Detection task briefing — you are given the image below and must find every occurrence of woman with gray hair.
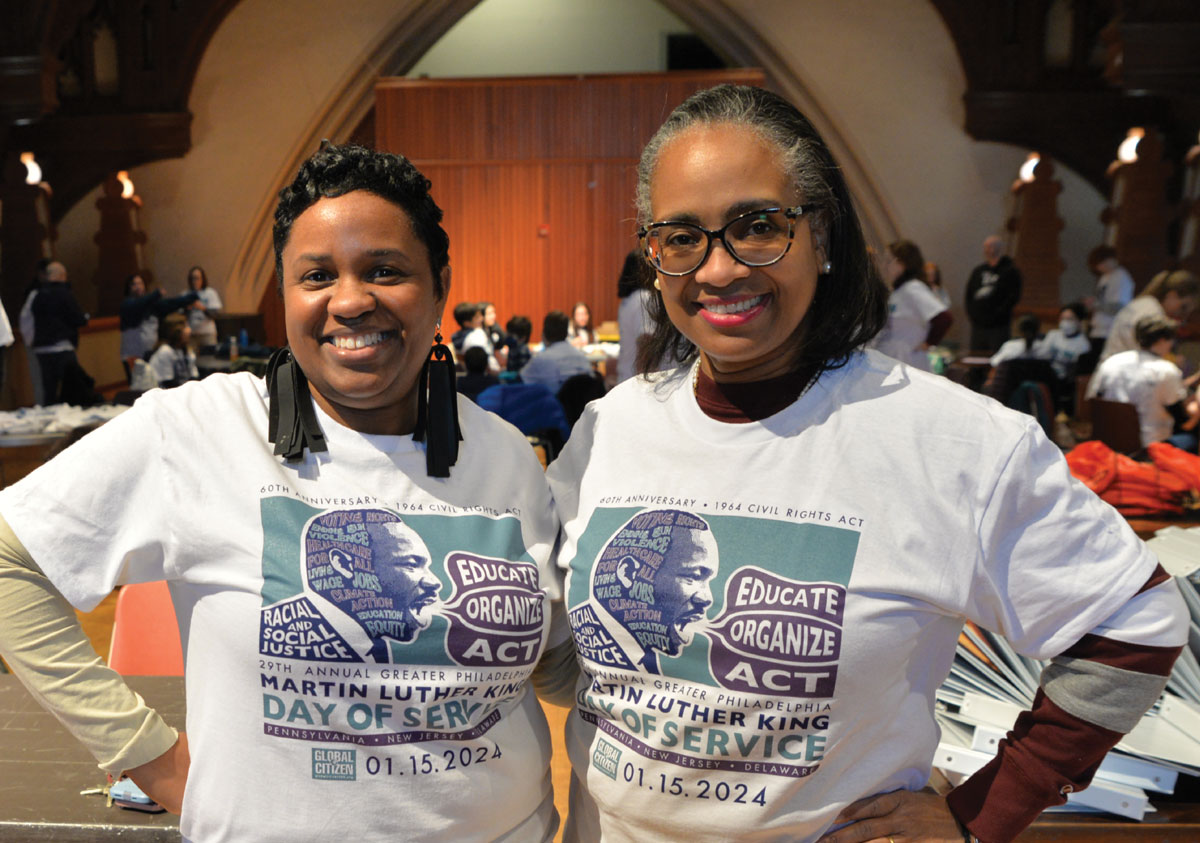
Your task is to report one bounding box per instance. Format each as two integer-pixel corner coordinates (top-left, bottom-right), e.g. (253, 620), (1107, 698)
(547, 84), (1186, 842)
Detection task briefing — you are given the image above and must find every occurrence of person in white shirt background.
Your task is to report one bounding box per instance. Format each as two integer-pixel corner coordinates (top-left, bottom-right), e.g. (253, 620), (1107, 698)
(872, 238), (952, 371)
(989, 313), (1042, 368)
(0, 290), (13, 394)
(1037, 302), (1091, 381)
(147, 313), (199, 387)
(1084, 245), (1134, 362)
(184, 265), (222, 348)
(1087, 314), (1200, 452)
(1035, 302), (1093, 414)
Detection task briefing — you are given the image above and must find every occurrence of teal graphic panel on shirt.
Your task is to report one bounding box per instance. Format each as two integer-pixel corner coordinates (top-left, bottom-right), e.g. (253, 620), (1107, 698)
(566, 507), (858, 690)
(566, 506), (861, 782)
(259, 497), (543, 668)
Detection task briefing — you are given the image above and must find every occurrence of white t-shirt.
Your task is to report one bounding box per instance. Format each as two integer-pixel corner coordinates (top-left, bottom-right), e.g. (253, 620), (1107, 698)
(1090, 266), (1135, 339)
(1035, 329), (1091, 380)
(148, 344), (198, 383)
(187, 287), (223, 338)
(18, 289), (36, 347)
(872, 281), (946, 371)
(1100, 296), (1164, 363)
(988, 337), (1040, 368)
(546, 351), (1154, 842)
(0, 299), (13, 347)
(1087, 349), (1186, 446)
(0, 373), (564, 843)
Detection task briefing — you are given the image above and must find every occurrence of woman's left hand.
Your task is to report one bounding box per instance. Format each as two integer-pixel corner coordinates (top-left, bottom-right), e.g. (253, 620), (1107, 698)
(818, 788), (966, 842)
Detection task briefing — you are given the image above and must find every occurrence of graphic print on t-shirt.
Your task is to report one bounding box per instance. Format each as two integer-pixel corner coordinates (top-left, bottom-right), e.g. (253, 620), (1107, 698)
(256, 496), (546, 750)
(567, 507), (859, 779)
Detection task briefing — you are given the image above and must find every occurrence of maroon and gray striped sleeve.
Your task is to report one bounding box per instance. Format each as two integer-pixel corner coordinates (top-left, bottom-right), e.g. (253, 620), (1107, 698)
(946, 565), (1185, 842)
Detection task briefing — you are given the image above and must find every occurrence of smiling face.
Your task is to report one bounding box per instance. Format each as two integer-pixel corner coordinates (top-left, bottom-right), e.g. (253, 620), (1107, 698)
(653, 528), (718, 655)
(648, 124), (822, 382)
(282, 190), (450, 435)
(573, 304), (590, 328)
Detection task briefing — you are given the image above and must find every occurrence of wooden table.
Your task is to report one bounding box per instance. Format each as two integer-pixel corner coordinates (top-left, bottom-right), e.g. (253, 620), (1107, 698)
(2, 673), (1197, 840)
(0, 433), (69, 488)
(0, 675), (183, 841)
(1018, 803), (1200, 840)
(1125, 514), (1200, 541)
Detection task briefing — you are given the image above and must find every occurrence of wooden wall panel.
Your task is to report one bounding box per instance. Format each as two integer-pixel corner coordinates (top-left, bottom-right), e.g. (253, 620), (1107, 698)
(588, 160), (642, 320)
(488, 86), (554, 161)
(376, 85), (492, 162)
(376, 71), (765, 342)
(544, 162), (596, 318)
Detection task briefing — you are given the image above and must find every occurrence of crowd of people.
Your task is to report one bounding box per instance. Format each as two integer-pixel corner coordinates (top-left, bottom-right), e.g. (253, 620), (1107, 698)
(442, 278), (657, 447)
(0, 83), (1195, 843)
(8, 262), (226, 405)
(970, 267), (1200, 452)
(851, 221), (1198, 456)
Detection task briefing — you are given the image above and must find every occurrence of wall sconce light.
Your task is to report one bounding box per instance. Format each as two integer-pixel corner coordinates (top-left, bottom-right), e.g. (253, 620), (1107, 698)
(1018, 152), (1040, 185)
(1117, 128), (1144, 164)
(20, 152), (42, 185)
(117, 170), (136, 200)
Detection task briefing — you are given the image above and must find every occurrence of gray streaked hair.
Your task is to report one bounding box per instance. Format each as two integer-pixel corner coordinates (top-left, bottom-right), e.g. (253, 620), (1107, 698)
(635, 84), (837, 232)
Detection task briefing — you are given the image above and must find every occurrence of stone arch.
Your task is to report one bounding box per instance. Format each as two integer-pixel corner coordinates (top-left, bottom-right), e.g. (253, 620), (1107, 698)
(229, 0), (901, 308)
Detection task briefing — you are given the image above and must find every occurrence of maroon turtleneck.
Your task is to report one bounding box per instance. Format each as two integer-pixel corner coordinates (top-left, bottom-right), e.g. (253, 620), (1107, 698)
(692, 365), (814, 422)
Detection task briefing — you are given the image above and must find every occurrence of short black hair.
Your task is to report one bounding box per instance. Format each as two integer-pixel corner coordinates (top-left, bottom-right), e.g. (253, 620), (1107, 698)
(454, 301), (481, 328)
(273, 143), (449, 296)
(617, 248), (654, 299)
(543, 310), (570, 344)
(506, 315), (532, 343)
(1088, 245), (1117, 269)
(463, 346), (489, 374)
(1134, 315), (1177, 349)
(1016, 313), (1041, 350)
(1062, 301), (1088, 321)
(159, 312), (189, 347)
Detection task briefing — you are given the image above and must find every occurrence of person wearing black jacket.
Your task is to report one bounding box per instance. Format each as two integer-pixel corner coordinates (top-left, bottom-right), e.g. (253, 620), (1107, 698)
(30, 261), (89, 405)
(119, 273), (199, 379)
(965, 235), (1022, 353)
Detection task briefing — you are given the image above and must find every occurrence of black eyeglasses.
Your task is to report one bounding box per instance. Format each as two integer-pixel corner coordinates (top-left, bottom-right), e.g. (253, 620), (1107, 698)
(639, 206), (807, 276)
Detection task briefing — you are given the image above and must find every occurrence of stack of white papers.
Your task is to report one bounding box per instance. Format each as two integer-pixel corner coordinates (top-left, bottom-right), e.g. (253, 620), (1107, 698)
(936, 530), (1200, 821)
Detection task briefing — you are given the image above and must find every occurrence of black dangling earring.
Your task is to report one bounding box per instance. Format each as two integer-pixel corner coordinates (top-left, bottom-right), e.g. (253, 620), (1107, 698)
(266, 347), (327, 462)
(412, 330), (461, 478)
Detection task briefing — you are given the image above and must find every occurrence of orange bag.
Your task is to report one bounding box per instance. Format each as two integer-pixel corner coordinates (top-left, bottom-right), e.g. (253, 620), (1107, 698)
(1066, 441), (1193, 516)
(1148, 441), (1200, 491)
(1065, 440), (1118, 495)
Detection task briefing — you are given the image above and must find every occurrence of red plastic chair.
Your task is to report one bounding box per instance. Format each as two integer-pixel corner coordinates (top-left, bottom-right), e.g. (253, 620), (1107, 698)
(107, 581), (185, 676)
